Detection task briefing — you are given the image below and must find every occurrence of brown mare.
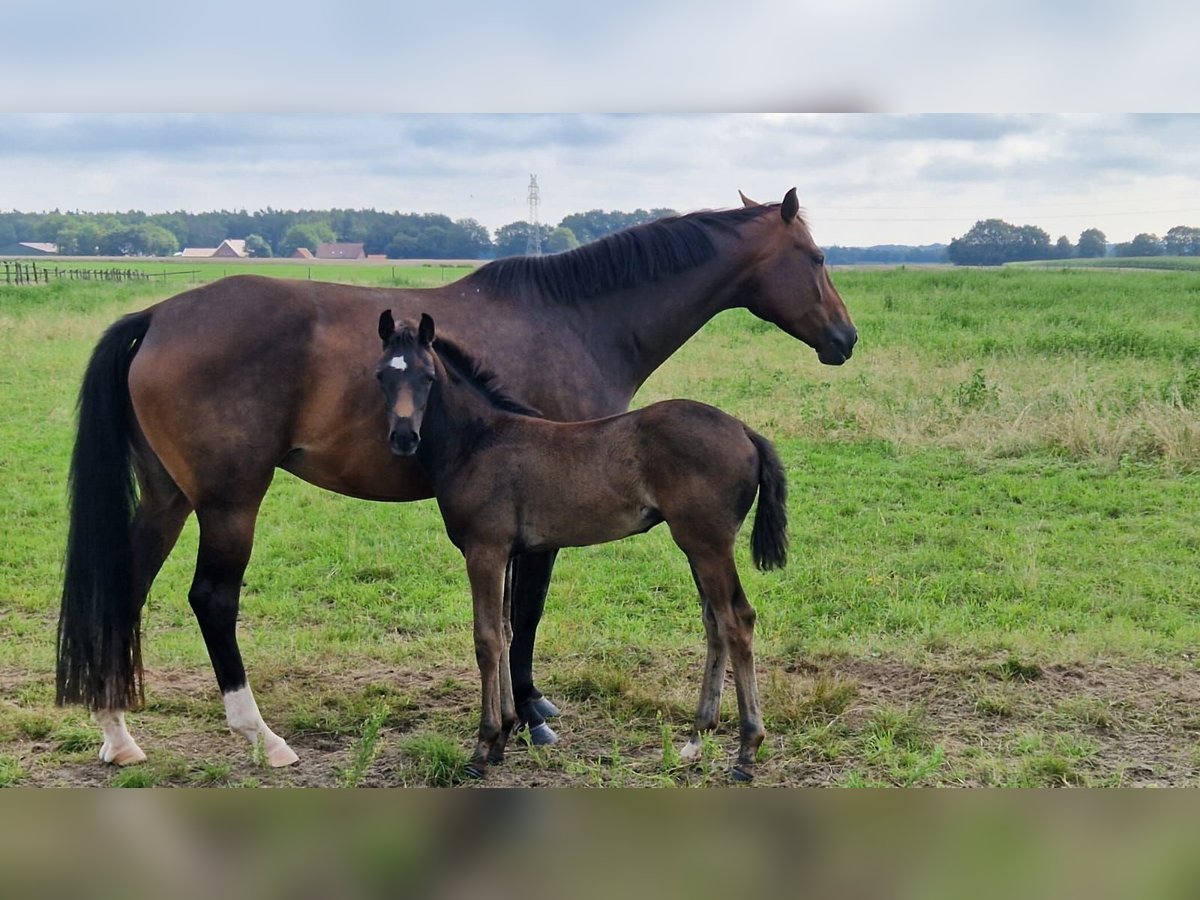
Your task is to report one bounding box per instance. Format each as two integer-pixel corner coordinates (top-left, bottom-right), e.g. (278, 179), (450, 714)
(56, 189), (856, 768)
(376, 311), (788, 779)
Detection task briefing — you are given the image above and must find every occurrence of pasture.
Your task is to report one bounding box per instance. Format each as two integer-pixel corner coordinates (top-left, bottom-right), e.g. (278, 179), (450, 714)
(1, 264), (1198, 786)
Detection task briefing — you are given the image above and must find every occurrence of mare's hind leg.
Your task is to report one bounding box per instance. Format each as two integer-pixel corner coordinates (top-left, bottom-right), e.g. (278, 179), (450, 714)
(97, 455), (193, 766)
(191, 501), (297, 767)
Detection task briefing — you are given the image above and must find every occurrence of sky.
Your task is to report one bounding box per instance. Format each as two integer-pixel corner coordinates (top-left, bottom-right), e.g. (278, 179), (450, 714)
(2, 114), (1199, 247)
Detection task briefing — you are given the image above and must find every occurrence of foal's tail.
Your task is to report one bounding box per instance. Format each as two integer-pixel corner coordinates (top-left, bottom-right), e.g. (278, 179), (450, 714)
(745, 428), (788, 571)
(56, 310), (153, 711)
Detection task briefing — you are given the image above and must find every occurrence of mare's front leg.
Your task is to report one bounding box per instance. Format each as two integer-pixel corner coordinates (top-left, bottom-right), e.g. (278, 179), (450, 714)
(464, 545), (514, 778)
(509, 551), (561, 744)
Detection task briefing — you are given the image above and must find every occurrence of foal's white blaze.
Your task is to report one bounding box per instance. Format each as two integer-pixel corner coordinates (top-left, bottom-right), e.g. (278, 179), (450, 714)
(93, 709), (147, 766)
(223, 685), (299, 767)
(389, 355), (408, 371)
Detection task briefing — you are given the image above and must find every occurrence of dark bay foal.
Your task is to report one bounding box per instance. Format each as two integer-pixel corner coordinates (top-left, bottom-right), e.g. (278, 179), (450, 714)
(376, 311), (789, 781)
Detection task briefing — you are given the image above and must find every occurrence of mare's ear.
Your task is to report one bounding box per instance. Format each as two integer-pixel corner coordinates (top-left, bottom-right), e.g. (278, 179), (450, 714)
(418, 313), (435, 346)
(780, 188), (800, 224)
(738, 189), (759, 208)
(378, 309), (395, 345)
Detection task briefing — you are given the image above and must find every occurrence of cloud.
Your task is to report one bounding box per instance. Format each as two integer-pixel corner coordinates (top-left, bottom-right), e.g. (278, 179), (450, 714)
(3, 114), (1199, 245)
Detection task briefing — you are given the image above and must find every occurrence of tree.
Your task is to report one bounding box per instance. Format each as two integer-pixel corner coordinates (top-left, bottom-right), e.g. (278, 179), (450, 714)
(544, 226), (580, 254)
(947, 219), (1019, 266)
(1052, 235), (1074, 259)
(1076, 228), (1107, 258)
(1013, 224), (1052, 261)
(54, 220), (107, 255)
(1164, 225), (1200, 256)
(453, 218), (494, 258)
(1115, 233), (1163, 257)
(492, 221), (554, 258)
(244, 234), (273, 257)
(558, 208), (676, 244)
(97, 223), (178, 257)
(280, 222), (335, 257)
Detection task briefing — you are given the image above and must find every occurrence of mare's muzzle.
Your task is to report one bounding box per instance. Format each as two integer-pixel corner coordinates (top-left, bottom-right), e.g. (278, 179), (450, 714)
(817, 323), (858, 366)
(389, 424), (420, 456)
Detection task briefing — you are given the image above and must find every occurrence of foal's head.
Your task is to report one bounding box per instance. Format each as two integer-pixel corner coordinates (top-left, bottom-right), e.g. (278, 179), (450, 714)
(376, 310), (437, 456)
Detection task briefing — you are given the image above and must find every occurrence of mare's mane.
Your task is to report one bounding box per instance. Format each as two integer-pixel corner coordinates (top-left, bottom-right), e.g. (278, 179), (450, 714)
(465, 204), (781, 304)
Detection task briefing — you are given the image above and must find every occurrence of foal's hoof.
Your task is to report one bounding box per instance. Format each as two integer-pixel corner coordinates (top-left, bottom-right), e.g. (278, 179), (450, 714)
(464, 762), (487, 780)
(530, 696), (561, 719)
(730, 765), (755, 783)
(526, 722), (559, 746)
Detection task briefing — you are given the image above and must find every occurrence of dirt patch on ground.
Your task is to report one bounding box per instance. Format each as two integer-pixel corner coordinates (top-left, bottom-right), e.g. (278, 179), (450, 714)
(4, 653), (1199, 787)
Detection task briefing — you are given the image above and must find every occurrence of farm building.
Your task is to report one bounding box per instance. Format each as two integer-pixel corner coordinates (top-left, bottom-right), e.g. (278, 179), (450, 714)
(178, 239), (249, 259)
(0, 241), (57, 256)
(316, 242), (366, 260)
(212, 239), (248, 258)
(291, 247), (315, 259)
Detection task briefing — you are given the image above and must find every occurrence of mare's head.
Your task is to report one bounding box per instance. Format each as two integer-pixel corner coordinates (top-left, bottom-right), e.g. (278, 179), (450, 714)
(740, 188), (858, 365)
(376, 310), (437, 456)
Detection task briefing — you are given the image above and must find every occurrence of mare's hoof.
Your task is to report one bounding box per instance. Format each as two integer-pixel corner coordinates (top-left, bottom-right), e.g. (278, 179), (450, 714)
(100, 740), (147, 767)
(730, 765), (754, 783)
(266, 741), (300, 768)
(527, 722), (559, 746)
(464, 762), (487, 780)
(530, 696), (561, 719)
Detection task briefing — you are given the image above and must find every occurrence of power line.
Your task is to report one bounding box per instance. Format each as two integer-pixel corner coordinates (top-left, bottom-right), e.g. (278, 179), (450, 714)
(818, 207), (1200, 223)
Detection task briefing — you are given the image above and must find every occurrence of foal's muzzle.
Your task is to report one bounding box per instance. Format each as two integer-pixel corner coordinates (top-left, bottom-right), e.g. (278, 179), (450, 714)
(817, 323), (858, 366)
(389, 427), (420, 456)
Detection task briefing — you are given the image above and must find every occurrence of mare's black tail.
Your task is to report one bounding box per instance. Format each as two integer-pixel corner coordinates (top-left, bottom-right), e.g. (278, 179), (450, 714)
(56, 311), (153, 710)
(745, 428), (788, 571)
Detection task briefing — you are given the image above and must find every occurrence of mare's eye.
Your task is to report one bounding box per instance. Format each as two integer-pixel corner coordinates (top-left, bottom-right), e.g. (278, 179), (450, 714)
(813, 253), (826, 266)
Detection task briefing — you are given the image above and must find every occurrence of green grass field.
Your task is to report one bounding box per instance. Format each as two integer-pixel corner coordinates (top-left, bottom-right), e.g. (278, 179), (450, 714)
(2, 265), (1198, 787)
(1016, 256), (1200, 271)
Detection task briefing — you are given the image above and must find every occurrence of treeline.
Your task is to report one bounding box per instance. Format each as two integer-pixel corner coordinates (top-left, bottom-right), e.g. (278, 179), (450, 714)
(949, 219), (1200, 266)
(0, 207), (677, 260)
(824, 244), (947, 265)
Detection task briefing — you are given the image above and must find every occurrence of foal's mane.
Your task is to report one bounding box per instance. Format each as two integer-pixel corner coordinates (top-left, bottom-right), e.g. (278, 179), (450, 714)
(465, 204), (780, 304)
(433, 337), (543, 418)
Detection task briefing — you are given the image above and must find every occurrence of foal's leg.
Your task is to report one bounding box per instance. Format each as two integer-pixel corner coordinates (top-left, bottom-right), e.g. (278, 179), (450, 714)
(682, 545), (765, 780)
(96, 459), (192, 766)
(490, 560), (519, 764)
(464, 546), (510, 777)
(679, 573), (729, 762)
(190, 502), (297, 767)
(509, 550), (561, 744)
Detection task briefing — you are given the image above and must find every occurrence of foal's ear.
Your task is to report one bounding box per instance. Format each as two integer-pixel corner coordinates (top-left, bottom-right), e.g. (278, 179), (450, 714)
(738, 189), (759, 208)
(780, 188), (800, 224)
(418, 313), (435, 346)
(378, 309), (396, 345)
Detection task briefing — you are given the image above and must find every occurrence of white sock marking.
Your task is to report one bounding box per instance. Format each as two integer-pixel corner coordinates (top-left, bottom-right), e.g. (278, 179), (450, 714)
(93, 709), (147, 765)
(223, 685), (299, 767)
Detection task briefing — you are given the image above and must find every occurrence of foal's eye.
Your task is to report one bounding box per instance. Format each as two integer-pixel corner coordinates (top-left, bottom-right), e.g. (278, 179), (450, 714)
(375, 371), (383, 380)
